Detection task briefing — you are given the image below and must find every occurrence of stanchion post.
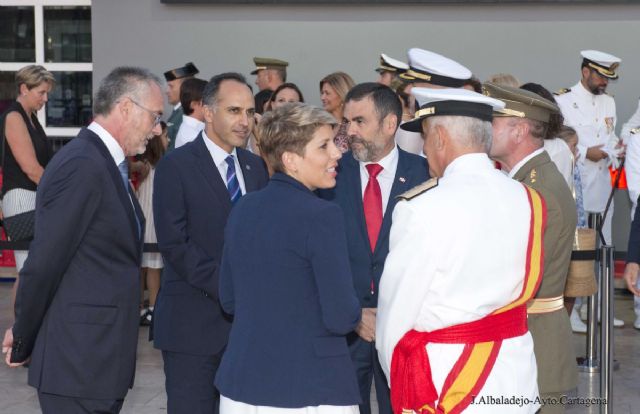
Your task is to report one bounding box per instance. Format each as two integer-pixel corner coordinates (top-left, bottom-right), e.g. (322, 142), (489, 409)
(577, 213), (601, 373)
(599, 245), (614, 414)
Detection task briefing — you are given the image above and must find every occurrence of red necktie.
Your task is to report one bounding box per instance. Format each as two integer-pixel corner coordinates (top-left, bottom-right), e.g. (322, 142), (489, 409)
(363, 163), (383, 252)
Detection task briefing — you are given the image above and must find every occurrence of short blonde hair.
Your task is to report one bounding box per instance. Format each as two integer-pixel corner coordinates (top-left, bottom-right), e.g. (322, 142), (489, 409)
(15, 65), (56, 93)
(485, 73), (520, 88)
(257, 103), (336, 174)
(319, 71), (355, 103)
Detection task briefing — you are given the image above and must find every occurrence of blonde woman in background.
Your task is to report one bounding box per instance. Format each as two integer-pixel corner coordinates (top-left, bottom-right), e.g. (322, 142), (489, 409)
(1, 65), (55, 309)
(320, 72), (355, 152)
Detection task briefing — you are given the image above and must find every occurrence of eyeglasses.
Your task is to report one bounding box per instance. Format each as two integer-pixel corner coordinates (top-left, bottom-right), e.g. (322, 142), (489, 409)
(129, 98), (162, 126)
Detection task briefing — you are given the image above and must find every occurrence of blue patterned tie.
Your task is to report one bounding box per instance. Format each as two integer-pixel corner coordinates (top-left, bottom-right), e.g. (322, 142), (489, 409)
(118, 160), (141, 237)
(118, 161), (130, 192)
(225, 155), (241, 205)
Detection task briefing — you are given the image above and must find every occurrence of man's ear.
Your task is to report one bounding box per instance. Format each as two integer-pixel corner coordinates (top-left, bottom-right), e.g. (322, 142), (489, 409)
(581, 66), (591, 80)
(383, 113), (398, 134)
(434, 124), (447, 150)
(514, 120), (529, 143)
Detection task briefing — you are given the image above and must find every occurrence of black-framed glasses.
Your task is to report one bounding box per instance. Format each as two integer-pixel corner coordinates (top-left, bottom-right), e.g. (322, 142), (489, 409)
(129, 98), (162, 126)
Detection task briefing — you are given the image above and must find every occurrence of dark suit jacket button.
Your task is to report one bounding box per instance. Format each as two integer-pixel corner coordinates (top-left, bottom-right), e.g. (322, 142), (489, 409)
(202, 290), (209, 297)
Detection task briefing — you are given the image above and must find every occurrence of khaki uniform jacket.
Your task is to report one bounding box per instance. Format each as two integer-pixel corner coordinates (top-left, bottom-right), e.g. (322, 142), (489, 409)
(513, 150), (578, 394)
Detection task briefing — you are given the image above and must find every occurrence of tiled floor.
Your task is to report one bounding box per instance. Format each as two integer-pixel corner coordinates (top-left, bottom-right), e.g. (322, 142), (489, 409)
(0, 280), (638, 413)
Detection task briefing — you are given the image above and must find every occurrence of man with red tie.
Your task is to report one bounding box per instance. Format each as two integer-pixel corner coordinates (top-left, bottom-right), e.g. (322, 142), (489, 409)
(318, 82), (428, 414)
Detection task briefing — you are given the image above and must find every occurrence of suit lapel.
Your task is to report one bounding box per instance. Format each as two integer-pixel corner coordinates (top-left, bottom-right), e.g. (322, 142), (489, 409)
(83, 130), (140, 243)
(191, 133), (232, 213)
(342, 154), (370, 253)
(375, 149), (416, 254)
(237, 148), (260, 193)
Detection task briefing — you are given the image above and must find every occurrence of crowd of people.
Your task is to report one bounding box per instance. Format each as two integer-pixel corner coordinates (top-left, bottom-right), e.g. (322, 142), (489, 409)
(0, 46), (639, 414)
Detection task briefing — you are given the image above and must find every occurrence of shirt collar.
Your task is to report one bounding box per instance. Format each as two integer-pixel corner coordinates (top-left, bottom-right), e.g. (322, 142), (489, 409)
(87, 121), (125, 166)
(443, 153), (494, 177)
(202, 129), (238, 166)
(181, 115), (205, 129)
(173, 102), (182, 111)
(574, 81), (594, 99)
(508, 148), (545, 178)
(359, 145), (399, 175)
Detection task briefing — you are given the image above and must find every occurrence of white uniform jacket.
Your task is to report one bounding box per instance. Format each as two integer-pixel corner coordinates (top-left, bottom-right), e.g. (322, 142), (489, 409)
(621, 99), (640, 212)
(555, 81), (619, 212)
(376, 153), (539, 413)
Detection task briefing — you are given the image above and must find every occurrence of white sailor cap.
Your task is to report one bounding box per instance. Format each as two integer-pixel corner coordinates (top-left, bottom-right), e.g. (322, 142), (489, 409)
(376, 53), (409, 74)
(580, 50), (621, 79)
(401, 87), (505, 132)
(400, 48), (472, 87)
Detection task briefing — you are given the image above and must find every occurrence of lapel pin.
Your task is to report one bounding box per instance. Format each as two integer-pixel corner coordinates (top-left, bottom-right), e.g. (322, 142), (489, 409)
(245, 164), (251, 171)
(399, 177), (406, 183)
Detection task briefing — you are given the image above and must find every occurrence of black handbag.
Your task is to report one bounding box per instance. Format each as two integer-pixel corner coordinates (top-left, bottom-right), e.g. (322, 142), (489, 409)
(1, 123), (36, 242)
(2, 209), (35, 241)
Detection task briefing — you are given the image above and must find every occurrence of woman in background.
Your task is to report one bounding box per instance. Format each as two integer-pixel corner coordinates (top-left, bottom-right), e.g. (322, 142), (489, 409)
(1, 65), (54, 308)
(136, 122), (168, 326)
(268, 82), (305, 110)
(319, 72), (355, 153)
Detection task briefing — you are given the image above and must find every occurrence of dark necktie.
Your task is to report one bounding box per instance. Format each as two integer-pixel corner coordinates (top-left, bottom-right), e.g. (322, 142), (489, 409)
(363, 163), (383, 252)
(118, 160), (141, 238)
(225, 155), (241, 205)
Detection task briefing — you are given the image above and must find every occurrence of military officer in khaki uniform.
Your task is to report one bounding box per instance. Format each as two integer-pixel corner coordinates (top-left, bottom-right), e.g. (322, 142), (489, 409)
(251, 57), (288, 92)
(164, 62), (199, 151)
(485, 83), (577, 413)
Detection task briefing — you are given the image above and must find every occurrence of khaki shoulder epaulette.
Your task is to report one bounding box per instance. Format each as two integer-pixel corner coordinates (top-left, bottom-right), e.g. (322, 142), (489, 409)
(554, 88), (571, 96)
(397, 177), (438, 201)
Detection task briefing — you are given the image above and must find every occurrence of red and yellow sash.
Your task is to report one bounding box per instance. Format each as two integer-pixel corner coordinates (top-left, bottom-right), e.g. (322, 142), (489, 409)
(390, 185), (546, 414)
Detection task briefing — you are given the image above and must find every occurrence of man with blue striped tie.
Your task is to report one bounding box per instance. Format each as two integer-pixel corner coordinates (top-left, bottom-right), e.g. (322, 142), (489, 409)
(153, 72), (269, 414)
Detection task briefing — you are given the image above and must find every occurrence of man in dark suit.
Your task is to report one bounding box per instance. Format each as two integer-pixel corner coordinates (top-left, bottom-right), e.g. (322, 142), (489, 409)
(153, 72), (269, 414)
(2, 67), (162, 413)
(318, 82), (429, 414)
(624, 196), (640, 329)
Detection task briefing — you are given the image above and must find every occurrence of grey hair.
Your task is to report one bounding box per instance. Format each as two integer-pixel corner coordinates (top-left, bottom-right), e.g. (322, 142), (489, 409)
(426, 115), (493, 153)
(93, 66), (162, 116)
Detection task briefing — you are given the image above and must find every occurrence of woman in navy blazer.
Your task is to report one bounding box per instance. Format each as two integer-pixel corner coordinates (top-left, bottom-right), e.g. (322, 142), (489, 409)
(215, 103), (361, 413)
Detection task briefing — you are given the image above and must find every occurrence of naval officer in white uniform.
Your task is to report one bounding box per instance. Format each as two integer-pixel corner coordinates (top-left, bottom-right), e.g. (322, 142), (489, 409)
(555, 49), (625, 328)
(377, 88), (542, 414)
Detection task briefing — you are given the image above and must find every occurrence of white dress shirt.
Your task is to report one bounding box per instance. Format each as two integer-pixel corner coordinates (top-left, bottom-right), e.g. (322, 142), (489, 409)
(174, 115), (205, 149)
(88, 121), (125, 167)
(358, 145), (399, 215)
(202, 130), (246, 195)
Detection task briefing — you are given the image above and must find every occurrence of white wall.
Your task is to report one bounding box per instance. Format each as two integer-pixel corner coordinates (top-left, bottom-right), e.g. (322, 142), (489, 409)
(92, 0), (640, 248)
(93, 1), (640, 121)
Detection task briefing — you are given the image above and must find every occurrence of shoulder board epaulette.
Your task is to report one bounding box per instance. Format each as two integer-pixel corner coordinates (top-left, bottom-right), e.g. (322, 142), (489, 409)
(631, 127), (640, 135)
(554, 88), (571, 96)
(606, 92), (615, 97)
(397, 178), (438, 201)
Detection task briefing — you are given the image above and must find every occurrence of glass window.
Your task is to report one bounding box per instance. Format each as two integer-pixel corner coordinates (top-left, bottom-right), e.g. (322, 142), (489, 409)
(0, 72), (17, 116)
(44, 6), (92, 63)
(0, 7), (36, 62)
(46, 71), (92, 128)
